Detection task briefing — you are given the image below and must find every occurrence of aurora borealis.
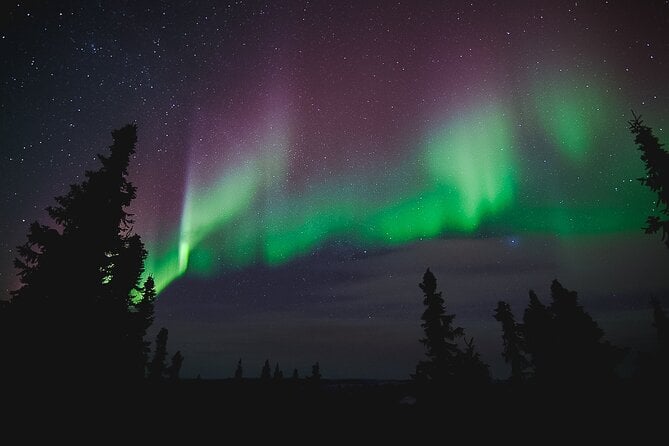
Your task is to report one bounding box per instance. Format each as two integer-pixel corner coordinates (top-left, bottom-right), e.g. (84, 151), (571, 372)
(146, 81), (651, 293)
(2, 1), (668, 379)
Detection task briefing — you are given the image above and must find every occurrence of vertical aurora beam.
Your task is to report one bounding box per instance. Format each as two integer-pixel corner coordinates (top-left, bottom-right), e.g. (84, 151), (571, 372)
(180, 157), (287, 273)
(176, 107), (291, 277)
(145, 161), (270, 292)
(178, 179), (193, 275)
(178, 162), (261, 270)
(142, 113), (290, 292)
(520, 73), (658, 235)
(534, 79), (612, 162)
(420, 102), (517, 230)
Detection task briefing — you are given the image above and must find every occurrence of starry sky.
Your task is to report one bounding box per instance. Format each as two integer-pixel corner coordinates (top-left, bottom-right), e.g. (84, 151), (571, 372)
(2, 0), (668, 379)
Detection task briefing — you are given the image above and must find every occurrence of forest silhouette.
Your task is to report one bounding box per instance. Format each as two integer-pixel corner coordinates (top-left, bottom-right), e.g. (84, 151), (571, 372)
(1, 119), (668, 420)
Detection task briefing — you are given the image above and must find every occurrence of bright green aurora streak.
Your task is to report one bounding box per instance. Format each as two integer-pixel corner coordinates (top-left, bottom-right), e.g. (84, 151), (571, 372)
(144, 88), (656, 294)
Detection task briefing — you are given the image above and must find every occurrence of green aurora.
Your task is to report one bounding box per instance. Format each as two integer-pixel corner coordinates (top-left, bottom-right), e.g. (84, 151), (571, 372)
(144, 90), (659, 294)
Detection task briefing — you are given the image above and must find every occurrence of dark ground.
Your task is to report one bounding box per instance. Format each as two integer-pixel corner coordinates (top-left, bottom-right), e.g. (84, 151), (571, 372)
(5, 378), (666, 440)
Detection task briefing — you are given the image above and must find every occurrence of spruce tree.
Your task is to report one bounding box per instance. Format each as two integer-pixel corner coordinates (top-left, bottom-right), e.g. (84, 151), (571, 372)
(458, 337), (490, 384)
(310, 362), (321, 381)
(638, 298), (669, 379)
(494, 301), (528, 382)
(523, 281), (623, 384)
(650, 297), (669, 376)
(166, 351), (184, 381)
(549, 280), (623, 382)
(261, 359), (272, 381)
(148, 327), (169, 381)
(629, 113), (669, 247)
(273, 363), (283, 381)
(413, 268), (464, 382)
(234, 358), (243, 381)
(133, 276), (156, 379)
(651, 298), (669, 357)
(6, 124), (152, 382)
(523, 290), (554, 381)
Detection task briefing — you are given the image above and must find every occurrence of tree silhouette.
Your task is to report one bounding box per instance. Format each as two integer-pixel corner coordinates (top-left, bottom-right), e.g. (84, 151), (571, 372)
(132, 276), (156, 379)
(291, 368), (299, 380)
(638, 298), (669, 380)
(651, 298), (669, 356)
(310, 362), (321, 381)
(523, 281), (624, 384)
(629, 112), (669, 247)
(234, 358), (243, 381)
(4, 124), (153, 382)
(494, 301), (528, 383)
(261, 359), (272, 381)
(458, 337), (491, 384)
(523, 290), (555, 381)
(148, 327), (169, 381)
(273, 363), (284, 381)
(166, 351), (184, 381)
(651, 298), (669, 374)
(551, 280), (623, 382)
(413, 268), (464, 383)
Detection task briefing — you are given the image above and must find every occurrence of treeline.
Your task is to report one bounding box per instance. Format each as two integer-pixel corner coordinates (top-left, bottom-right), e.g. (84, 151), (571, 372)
(413, 268), (669, 390)
(231, 358), (322, 383)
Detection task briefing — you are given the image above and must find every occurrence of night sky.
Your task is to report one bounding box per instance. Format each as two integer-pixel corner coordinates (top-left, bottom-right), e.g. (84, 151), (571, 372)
(2, 0), (668, 379)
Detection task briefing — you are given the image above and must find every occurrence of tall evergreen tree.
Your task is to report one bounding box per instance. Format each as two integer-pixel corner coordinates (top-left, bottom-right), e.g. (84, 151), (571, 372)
(523, 290), (554, 380)
(523, 281), (623, 384)
(166, 351), (184, 381)
(650, 298), (669, 376)
(132, 276), (156, 379)
(413, 268), (464, 382)
(273, 363), (283, 381)
(494, 301), (528, 382)
(291, 368), (299, 381)
(261, 359), (272, 381)
(629, 113), (669, 247)
(651, 298), (669, 362)
(638, 298), (669, 379)
(234, 358), (243, 381)
(310, 362), (321, 381)
(550, 280), (623, 382)
(5, 124), (153, 382)
(458, 337), (491, 384)
(148, 327), (169, 381)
